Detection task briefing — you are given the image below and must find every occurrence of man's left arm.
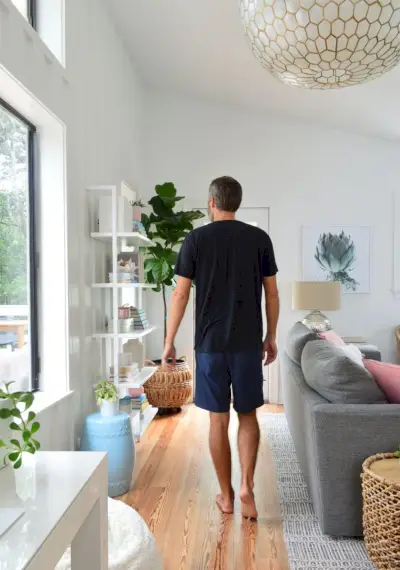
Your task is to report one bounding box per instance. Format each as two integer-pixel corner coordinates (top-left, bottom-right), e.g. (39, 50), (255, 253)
(162, 276), (192, 364)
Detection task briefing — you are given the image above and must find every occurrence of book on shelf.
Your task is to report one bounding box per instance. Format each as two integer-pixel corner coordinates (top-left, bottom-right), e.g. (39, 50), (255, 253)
(132, 401), (149, 412)
(131, 393), (146, 402)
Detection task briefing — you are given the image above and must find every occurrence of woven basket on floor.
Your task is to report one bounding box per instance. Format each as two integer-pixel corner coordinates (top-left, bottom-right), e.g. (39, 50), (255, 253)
(144, 358), (192, 408)
(361, 453), (400, 570)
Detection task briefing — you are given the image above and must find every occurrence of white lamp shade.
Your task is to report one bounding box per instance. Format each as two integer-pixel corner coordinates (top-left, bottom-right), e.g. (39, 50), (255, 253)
(292, 281), (341, 311)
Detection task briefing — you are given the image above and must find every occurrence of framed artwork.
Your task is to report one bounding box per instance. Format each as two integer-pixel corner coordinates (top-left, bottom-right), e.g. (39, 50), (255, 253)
(302, 226), (370, 294)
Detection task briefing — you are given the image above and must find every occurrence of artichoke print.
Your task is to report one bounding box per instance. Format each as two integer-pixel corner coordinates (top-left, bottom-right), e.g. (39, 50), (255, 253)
(315, 231), (359, 291)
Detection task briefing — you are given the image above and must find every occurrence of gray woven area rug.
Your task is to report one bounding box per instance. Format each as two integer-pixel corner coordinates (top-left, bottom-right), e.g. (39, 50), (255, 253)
(260, 413), (376, 570)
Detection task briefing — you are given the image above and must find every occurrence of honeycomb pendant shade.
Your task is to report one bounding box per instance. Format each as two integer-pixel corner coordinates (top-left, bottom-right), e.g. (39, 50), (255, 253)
(240, 0), (400, 89)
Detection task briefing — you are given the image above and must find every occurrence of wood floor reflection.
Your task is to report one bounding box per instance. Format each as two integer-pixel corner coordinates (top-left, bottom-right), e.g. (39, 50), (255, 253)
(121, 404), (290, 570)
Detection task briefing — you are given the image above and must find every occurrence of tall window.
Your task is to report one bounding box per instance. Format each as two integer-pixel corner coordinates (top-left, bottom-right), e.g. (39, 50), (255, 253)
(10, 0), (36, 27)
(0, 100), (39, 391)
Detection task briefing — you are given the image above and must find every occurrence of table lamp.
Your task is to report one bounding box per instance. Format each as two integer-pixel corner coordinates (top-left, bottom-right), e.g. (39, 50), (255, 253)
(292, 281), (341, 332)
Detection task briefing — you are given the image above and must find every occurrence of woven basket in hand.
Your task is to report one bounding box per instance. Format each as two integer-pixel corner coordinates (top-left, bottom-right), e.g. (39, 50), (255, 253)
(361, 453), (400, 569)
(144, 358), (192, 408)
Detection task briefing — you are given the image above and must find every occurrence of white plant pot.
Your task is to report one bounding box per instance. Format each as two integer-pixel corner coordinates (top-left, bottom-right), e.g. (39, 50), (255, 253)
(100, 400), (118, 417)
(14, 452), (36, 502)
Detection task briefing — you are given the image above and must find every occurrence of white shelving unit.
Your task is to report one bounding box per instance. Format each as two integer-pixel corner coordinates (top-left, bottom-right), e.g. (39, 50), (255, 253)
(92, 283), (156, 289)
(92, 326), (157, 341)
(87, 183), (158, 442)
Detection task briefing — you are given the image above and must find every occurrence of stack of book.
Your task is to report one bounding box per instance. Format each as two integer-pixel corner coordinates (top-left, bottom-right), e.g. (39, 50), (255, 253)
(131, 393), (149, 417)
(129, 307), (149, 331)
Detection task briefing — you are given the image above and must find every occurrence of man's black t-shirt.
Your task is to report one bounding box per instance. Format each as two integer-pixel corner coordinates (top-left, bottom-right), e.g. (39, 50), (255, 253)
(174, 220), (278, 353)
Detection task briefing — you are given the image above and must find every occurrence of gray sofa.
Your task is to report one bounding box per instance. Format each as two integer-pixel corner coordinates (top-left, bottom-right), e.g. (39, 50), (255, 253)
(281, 323), (400, 537)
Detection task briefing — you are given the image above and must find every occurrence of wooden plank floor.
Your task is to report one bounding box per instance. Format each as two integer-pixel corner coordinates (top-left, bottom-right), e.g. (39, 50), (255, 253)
(121, 404), (290, 570)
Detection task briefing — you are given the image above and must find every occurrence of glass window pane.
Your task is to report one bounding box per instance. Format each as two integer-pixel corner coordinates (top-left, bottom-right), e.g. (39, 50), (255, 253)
(10, 0), (28, 19)
(0, 105), (32, 391)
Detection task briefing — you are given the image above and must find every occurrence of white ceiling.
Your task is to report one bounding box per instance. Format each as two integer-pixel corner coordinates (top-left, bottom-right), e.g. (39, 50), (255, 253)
(108, 0), (400, 143)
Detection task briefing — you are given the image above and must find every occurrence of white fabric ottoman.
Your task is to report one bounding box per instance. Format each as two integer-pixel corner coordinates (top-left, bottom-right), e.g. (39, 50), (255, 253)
(56, 498), (162, 570)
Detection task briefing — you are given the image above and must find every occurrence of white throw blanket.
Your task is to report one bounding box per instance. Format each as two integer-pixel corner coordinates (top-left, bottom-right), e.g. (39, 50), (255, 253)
(56, 498), (162, 570)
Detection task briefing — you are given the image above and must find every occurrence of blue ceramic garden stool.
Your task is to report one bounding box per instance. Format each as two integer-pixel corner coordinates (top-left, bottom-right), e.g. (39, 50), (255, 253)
(81, 412), (135, 497)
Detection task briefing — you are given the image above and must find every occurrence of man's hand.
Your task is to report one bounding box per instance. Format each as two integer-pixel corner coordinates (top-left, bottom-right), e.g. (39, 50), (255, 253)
(263, 335), (278, 366)
(162, 341), (176, 365)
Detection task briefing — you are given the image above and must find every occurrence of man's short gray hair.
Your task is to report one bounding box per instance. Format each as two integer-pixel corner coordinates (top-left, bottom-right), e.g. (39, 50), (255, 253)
(209, 176), (242, 212)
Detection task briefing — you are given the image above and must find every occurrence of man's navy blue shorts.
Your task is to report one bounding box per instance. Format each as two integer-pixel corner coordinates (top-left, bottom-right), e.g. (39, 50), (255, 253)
(195, 352), (264, 414)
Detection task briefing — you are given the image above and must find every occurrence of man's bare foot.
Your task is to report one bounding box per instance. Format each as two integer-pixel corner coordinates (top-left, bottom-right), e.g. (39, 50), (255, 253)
(216, 490), (235, 514)
(240, 488), (258, 520)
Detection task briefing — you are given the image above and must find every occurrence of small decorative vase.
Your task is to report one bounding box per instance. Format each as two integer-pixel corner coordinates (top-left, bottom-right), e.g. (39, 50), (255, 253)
(14, 452), (36, 502)
(100, 400), (118, 417)
(132, 206), (142, 222)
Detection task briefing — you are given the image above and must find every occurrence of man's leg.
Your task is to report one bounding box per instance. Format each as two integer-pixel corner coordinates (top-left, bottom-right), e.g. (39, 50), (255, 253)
(238, 410), (260, 519)
(195, 352), (233, 513)
(209, 412), (234, 514)
(230, 352), (264, 520)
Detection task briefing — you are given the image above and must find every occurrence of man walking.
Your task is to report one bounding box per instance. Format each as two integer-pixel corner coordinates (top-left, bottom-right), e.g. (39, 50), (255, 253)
(162, 176), (279, 519)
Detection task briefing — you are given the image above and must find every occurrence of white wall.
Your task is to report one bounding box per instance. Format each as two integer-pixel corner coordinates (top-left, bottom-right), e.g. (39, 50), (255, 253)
(142, 91), (400, 377)
(0, 0), (144, 444)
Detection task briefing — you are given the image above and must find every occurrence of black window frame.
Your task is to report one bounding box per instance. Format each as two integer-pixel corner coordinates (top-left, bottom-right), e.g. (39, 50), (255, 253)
(0, 98), (40, 392)
(28, 0), (37, 28)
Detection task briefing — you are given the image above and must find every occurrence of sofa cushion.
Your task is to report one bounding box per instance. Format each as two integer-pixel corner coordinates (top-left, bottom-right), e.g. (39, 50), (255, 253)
(318, 330), (345, 346)
(364, 359), (400, 404)
(301, 340), (387, 404)
(337, 344), (365, 367)
(285, 322), (317, 365)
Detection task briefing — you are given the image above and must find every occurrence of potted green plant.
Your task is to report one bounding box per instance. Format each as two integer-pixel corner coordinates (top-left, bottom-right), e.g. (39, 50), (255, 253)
(142, 183), (204, 414)
(0, 382), (40, 500)
(142, 182), (204, 339)
(95, 380), (118, 416)
(0, 382), (40, 469)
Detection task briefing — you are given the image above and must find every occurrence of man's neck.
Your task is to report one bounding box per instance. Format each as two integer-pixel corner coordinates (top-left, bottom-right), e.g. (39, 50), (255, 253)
(213, 211), (236, 222)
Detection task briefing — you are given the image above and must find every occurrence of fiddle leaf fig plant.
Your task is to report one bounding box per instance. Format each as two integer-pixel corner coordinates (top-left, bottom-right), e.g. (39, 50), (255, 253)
(142, 182), (204, 339)
(0, 382), (40, 469)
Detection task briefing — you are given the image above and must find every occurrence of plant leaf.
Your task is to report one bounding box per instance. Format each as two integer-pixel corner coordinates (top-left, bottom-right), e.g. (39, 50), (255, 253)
(152, 259), (171, 282)
(13, 457), (22, 469)
(32, 439), (40, 450)
(22, 430), (31, 442)
(8, 452), (20, 462)
(9, 422), (21, 431)
(31, 422), (40, 434)
(148, 196), (172, 218)
(155, 182), (177, 199)
(20, 393), (34, 410)
(28, 411), (36, 423)
(10, 439), (21, 448)
(0, 440), (5, 448)
(0, 408), (12, 419)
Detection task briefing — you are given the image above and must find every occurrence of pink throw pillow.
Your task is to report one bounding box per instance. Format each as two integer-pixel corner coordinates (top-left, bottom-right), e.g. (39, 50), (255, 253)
(364, 359), (400, 403)
(318, 330), (345, 347)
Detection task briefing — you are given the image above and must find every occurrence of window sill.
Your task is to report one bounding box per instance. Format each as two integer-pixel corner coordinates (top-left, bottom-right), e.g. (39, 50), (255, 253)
(31, 390), (74, 416)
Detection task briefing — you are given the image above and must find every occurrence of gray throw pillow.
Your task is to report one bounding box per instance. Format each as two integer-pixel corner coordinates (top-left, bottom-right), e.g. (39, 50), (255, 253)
(302, 340), (387, 404)
(285, 322), (317, 366)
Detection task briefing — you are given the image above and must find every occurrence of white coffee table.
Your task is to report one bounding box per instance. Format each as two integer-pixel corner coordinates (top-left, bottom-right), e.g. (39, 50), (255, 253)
(0, 452), (108, 570)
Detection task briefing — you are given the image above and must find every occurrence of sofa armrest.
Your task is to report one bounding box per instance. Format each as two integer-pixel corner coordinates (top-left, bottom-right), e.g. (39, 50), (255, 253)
(309, 403), (400, 535)
(357, 344), (381, 361)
